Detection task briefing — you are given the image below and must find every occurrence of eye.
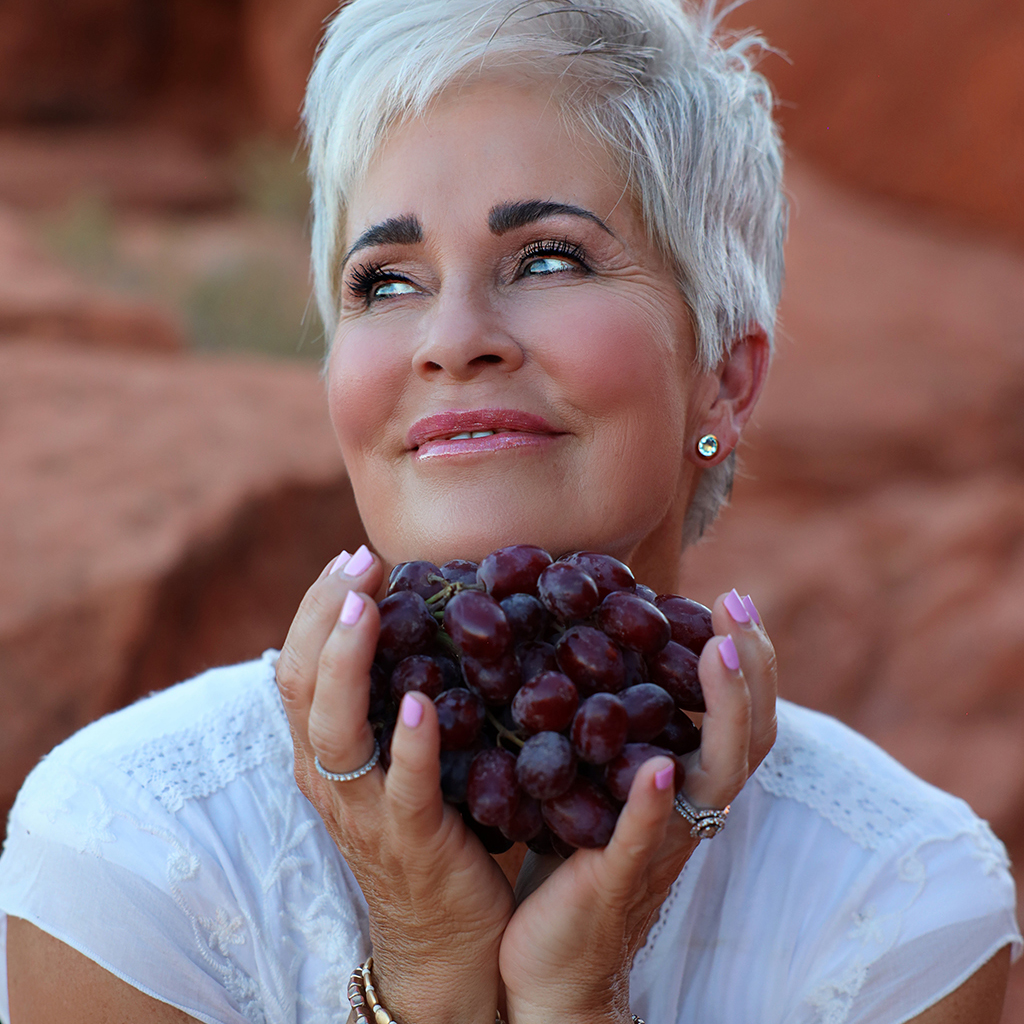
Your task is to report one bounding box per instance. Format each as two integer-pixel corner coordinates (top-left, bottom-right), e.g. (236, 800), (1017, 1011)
(373, 280), (418, 298)
(524, 255), (576, 276)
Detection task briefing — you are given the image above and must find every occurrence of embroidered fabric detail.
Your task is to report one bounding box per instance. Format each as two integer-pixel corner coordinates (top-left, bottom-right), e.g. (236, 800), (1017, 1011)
(118, 652), (289, 814)
(753, 713), (926, 850)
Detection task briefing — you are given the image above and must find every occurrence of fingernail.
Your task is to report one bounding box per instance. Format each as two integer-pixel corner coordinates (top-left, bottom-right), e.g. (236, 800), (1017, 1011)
(741, 594), (761, 626)
(724, 588), (751, 624)
(339, 590), (365, 626)
(655, 763), (675, 791)
(718, 634), (740, 672)
(343, 544), (373, 577)
(401, 693), (423, 729)
(328, 551), (352, 575)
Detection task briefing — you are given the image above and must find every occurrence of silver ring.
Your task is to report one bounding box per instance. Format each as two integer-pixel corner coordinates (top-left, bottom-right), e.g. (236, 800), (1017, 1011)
(674, 792), (730, 839)
(315, 740), (380, 783)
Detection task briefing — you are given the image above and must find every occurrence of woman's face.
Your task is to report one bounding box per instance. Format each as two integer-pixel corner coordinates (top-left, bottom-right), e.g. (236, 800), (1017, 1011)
(328, 79), (714, 569)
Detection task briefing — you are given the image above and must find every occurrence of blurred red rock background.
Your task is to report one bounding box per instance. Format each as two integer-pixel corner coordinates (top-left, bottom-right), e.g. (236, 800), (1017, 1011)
(0, 0), (1021, 1013)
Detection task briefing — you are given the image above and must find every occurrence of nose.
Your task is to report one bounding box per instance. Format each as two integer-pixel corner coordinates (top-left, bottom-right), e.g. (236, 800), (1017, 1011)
(412, 286), (524, 381)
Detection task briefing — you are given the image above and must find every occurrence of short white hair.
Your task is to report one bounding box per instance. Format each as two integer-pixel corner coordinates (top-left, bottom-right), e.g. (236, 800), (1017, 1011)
(303, 0), (787, 542)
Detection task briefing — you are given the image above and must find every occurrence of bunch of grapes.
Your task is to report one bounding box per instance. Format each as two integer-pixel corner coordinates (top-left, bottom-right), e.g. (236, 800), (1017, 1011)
(371, 545), (713, 854)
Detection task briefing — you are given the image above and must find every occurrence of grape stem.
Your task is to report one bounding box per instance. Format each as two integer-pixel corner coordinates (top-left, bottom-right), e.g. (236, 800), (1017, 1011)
(486, 708), (526, 750)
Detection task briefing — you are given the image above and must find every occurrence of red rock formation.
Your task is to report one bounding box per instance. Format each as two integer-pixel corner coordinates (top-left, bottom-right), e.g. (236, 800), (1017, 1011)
(0, 341), (363, 830)
(0, 204), (184, 350)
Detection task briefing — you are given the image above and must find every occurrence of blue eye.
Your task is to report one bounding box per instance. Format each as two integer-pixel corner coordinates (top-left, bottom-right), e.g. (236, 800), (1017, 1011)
(373, 280), (418, 298)
(525, 256), (575, 275)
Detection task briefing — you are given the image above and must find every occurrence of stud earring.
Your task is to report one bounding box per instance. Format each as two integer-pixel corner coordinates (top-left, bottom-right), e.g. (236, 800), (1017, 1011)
(696, 434), (719, 459)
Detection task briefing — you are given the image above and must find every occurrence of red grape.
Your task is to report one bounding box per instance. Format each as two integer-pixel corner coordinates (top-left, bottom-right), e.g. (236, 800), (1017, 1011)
(597, 591), (671, 654)
(376, 591), (438, 666)
(515, 731), (577, 800)
(556, 626), (626, 695)
(516, 640), (558, 684)
(542, 778), (619, 848)
(511, 670), (579, 734)
(537, 562), (600, 621)
(647, 641), (705, 711)
(653, 708), (702, 755)
(501, 795), (544, 842)
(440, 559), (479, 586)
(655, 595), (714, 653)
(467, 748), (520, 827)
(390, 655), (444, 701)
(619, 682), (675, 741)
(558, 551), (635, 599)
(477, 544), (553, 600)
(443, 590), (512, 661)
(387, 560), (445, 600)
(462, 652), (521, 705)
(500, 593), (549, 644)
(435, 687), (486, 749)
(605, 743), (683, 802)
(570, 693), (629, 764)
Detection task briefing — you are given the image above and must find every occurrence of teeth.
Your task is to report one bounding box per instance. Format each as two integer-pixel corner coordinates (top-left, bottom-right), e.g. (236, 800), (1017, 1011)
(450, 432), (473, 440)
(470, 430), (495, 438)
(446, 430), (496, 441)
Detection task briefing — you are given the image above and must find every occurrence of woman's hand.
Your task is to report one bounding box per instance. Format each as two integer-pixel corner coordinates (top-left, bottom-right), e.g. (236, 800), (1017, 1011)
(499, 589), (777, 1024)
(274, 547), (515, 1024)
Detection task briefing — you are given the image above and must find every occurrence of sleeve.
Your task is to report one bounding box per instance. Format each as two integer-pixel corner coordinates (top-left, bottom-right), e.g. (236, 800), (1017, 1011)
(0, 753), (261, 1024)
(790, 811), (1022, 1024)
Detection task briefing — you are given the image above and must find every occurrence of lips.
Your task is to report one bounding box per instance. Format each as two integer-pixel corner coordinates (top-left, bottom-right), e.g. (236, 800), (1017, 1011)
(407, 408), (563, 459)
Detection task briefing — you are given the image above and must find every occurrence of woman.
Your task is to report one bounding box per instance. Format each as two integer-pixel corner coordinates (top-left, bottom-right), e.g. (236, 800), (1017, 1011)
(2, 1), (1019, 1022)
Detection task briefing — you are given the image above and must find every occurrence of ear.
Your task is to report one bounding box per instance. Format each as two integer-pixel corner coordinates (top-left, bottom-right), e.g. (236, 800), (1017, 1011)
(685, 327), (770, 468)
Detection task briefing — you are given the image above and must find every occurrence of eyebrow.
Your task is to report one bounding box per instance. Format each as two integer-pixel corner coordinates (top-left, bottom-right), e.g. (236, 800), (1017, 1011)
(341, 214), (423, 267)
(488, 199), (616, 237)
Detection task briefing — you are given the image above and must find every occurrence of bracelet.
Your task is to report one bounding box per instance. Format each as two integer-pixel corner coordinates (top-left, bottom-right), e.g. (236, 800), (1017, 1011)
(348, 957), (507, 1024)
(347, 956), (644, 1024)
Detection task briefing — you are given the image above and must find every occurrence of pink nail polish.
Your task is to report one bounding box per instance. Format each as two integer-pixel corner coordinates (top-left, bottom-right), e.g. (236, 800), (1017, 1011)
(655, 764), (675, 791)
(718, 635), (740, 672)
(741, 594), (761, 626)
(339, 590), (365, 626)
(401, 693), (423, 729)
(343, 544), (373, 577)
(724, 589), (750, 625)
(328, 551), (352, 575)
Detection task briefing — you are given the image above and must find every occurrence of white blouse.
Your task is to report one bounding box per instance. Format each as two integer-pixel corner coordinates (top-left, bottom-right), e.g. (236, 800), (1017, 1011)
(0, 651), (1019, 1024)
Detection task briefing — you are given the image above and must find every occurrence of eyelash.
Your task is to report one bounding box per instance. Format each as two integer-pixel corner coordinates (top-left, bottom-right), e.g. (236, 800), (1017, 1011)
(344, 237), (591, 306)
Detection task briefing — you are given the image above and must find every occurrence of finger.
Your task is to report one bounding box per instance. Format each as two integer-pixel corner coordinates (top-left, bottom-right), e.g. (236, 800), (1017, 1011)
(716, 589), (778, 763)
(306, 588), (382, 784)
(276, 544), (383, 745)
(383, 692), (446, 839)
(598, 755), (678, 901)
(682, 631), (752, 808)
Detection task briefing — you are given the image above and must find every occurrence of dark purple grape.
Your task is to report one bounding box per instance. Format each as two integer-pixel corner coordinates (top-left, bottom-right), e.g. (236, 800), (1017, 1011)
(525, 827), (556, 855)
(516, 640), (558, 684)
(653, 709), (702, 755)
(440, 559), (479, 586)
(440, 747), (477, 802)
(537, 562), (600, 621)
(597, 591), (671, 654)
(619, 683), (675, 741)
(462, 652), (521, 705)
(501, 795), (544, 842)
(511, 670), (579, 734)
(467, 749), (520, 827)
(647, 641), (705, 711)
(461, 805), (515, 853)
(550, 832), (578, 860)
(556, 626), (626, 696)
(515, 731), (577, 800)
(558, 551), (635, 600)
(635, 583), (658, 603)
(605, 743), (682, 802)
(443, 590), (512, 661)
(621, 648), (649, 688)
(571, 693), (629, 764)
(390, 655), (444, 701)
(368, 663), (391, 720)
(387, 560), (445, 600)
(376, 591), (438, 666)
(431, 653), (463, 691)
(542, 778), (619, 849)
(500, 593), (549, 644)
(655, 595), (714, 654)
(435, 688), (486, 749)
(477, 545), (553, 600)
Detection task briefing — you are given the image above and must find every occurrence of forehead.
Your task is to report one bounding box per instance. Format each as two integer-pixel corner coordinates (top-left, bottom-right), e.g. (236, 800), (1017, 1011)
(344, 77), (641, 241)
